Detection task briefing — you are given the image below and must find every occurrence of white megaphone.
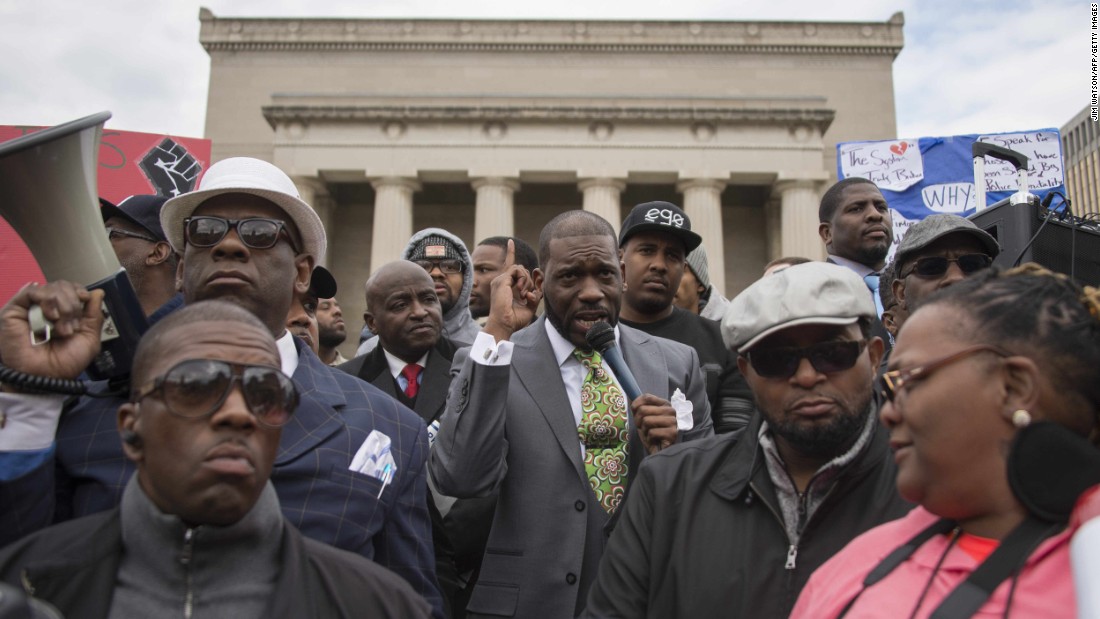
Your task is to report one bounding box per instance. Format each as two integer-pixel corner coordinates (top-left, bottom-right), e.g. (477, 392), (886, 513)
(0, 112), (148, 381)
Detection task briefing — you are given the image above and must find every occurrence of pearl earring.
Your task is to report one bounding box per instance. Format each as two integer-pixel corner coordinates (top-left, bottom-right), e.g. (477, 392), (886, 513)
(1011, 409), (1032, 428)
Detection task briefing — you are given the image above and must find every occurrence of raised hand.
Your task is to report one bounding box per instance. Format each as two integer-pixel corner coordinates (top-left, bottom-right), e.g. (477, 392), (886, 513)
(0, 281), (105, 381)
(483, 240), (540, 342)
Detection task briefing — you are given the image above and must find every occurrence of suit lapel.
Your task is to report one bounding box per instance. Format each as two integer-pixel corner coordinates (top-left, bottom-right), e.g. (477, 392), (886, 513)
(511, 320), (586, 483)
(355, 346), (407, 404)
(370, 373), (401, 401)
(618, 326), (671, 496)
(277, 344), (347, 465)
(356, 347), (389, 383)
(620, 325), (669, 400)
(415, 346), (450, 424)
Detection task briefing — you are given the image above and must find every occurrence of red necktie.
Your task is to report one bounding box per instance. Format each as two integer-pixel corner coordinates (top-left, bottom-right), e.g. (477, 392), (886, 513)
(401, 364), (422, 399)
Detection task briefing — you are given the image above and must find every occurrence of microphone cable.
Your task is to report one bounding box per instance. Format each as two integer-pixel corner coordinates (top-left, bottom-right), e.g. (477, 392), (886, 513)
(1012, 193), (1061, 268)
(0, 364), (127, 398)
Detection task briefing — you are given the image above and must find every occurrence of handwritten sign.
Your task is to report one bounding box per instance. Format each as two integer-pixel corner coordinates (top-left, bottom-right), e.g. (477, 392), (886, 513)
(977, 131), (1064, 192)
(884, 209), (919, 265)
(837, 128), (1065, 235)
(839, 139), (924, 192)
(921, 183), (976, 213)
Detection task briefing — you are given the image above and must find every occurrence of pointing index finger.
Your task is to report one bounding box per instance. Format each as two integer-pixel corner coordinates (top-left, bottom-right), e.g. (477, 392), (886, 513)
(503, 238), (516, 270)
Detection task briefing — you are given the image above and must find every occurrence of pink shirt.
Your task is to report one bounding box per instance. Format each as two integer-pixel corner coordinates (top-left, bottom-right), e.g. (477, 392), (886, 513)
(791, 507), (1076, 619)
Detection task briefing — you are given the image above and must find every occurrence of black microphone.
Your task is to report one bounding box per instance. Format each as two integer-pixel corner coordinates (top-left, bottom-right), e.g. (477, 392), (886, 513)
(585, 322), (642, 403)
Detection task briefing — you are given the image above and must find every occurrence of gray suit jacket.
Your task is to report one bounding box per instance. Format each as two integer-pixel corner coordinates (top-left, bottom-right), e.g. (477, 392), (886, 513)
(429, 318), (713, 619)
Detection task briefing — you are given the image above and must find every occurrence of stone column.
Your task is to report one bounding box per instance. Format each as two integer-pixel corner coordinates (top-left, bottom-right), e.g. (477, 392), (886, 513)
(579, 178), (626, 234)
(472, 177), (520, 242)
(775, 180), (824, 260)
(764, 198), (782, 263)
(678, 178), (727, 296)
(369, 177), (420, 274)
(293, 176), (332, 266)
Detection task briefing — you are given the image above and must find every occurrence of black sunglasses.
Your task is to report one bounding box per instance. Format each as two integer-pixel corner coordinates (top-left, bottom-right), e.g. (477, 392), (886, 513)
(133, 359), (299, 427)
(744, 340), (867, 379)
(901, 253), (992, 279)
(184, 216), (300, 253)
(415, 259), (464, 275)
(106, 227), (157, 243)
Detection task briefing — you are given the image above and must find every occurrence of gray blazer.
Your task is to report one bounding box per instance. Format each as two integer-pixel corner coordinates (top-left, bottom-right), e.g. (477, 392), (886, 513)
(429, 317), (714, 619)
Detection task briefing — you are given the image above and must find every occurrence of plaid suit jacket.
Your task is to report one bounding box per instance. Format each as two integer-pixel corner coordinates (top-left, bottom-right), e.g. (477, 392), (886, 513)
(0, 340), (442, 617)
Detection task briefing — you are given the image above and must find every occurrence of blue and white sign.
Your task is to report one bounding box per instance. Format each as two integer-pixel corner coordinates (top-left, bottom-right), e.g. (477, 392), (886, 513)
(838, 129), (1066, 251)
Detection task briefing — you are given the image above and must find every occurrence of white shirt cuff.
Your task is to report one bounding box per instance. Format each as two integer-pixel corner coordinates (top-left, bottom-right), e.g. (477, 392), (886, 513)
(470, 331), (514, 366)
(0, 391), (67, 451)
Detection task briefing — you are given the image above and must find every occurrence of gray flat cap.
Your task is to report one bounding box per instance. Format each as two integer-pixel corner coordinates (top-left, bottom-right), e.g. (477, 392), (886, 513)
(721, 262), (876, 353)
(894, 214), (1000, 271)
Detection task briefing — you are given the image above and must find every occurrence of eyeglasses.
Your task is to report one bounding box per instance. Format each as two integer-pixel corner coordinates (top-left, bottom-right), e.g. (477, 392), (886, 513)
(743, 340), (867, 379)
(106, 227), (157, 243)
(879, 344), (1009, 403)
(133, 359), (299, 427)
(900, 254), (992, 279)
(184, 216), (300, 253)
(414, 259), (463, 275)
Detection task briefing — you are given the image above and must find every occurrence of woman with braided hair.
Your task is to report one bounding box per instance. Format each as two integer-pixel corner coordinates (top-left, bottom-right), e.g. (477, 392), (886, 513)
(791, 264), (1100, 619)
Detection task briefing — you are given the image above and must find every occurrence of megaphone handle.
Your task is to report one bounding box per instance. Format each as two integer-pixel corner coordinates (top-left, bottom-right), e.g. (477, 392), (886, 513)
(27, 306), (51, 346)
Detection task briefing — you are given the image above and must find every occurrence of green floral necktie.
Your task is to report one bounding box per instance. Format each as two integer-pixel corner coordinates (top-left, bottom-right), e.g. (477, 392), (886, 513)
(574, 348), (629, 513)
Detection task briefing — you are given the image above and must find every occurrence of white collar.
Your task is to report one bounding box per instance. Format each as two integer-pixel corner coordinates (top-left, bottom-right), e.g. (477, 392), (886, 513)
(383, 347), (431, 379)
(276, 330), (299, 377)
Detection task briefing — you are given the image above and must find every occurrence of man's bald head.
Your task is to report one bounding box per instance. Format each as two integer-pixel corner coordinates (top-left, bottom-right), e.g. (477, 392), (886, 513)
(364, 261), (443, 363)
(366, 261), (435, 309)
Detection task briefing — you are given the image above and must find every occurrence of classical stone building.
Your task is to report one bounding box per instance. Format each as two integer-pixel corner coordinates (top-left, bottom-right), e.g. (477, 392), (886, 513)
(199, 9), (904, 345)
(1061, 105), (1099, 217)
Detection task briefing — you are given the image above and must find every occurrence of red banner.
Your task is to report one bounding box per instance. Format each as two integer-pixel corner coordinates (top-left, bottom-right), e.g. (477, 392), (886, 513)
(0, 124), (211, 304)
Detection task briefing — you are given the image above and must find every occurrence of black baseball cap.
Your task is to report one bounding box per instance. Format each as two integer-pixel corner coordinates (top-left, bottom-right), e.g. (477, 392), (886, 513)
(619, 201), (703, 253)
(100, 194), (169, 243)
(310, 266), (337, 299)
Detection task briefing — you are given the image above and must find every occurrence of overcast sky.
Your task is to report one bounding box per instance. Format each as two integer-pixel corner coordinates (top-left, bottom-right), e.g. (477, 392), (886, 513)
(0, 0), (1088, 141)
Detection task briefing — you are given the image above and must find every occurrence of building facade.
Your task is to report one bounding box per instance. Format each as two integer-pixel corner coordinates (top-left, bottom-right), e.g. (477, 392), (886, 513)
(1061, 105), (1099, 217)
(200, 10), (904, 344)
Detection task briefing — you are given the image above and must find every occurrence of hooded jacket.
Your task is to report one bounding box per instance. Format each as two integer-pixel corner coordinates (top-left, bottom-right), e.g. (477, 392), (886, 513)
(358, 228), (481, 354)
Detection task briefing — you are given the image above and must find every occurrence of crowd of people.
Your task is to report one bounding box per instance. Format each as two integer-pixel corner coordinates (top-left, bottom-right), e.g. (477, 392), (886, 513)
(0, 157), (1097, 618)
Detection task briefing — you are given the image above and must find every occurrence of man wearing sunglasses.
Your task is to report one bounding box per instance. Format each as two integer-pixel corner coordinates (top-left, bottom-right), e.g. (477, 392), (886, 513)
(583, 262), (911, 619)
(0, 301), (431, 618)
(0, 157), (443, 617)
(100, 194), (182, 320)
(891, 214), (1000, 322)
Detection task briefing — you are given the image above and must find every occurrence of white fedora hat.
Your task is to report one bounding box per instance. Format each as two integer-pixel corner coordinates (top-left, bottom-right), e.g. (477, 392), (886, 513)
(161, 157), (326, 264)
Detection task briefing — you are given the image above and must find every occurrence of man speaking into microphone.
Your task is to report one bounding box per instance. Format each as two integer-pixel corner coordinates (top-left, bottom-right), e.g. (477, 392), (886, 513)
(429, 210), (713, 619)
